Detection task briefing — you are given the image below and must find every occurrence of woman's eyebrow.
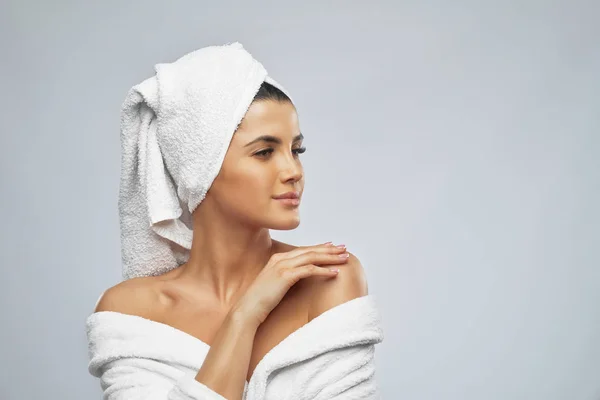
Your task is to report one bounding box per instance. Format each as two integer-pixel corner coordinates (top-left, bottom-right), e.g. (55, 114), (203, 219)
(244, 133), (304, 147)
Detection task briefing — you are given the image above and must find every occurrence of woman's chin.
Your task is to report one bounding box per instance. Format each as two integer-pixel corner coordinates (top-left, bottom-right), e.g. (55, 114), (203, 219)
(268, 216), (301, 231)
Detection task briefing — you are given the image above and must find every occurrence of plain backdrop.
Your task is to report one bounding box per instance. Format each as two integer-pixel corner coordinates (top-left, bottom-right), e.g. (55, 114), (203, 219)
(1, 1), (599, 399)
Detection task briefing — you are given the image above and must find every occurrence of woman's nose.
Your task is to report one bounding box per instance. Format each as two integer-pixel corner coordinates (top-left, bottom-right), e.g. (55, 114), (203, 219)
(280, 158), (303, 182)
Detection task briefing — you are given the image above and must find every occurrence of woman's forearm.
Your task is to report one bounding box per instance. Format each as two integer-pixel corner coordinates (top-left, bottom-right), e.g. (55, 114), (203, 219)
(194, 307), (259, 400)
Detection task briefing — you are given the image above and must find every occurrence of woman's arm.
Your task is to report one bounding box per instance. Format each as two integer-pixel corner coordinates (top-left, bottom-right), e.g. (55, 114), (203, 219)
(193, 306), (260, 399)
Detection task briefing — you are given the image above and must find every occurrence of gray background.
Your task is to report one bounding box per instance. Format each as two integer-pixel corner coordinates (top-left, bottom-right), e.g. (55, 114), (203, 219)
(2, 1), (599, 399)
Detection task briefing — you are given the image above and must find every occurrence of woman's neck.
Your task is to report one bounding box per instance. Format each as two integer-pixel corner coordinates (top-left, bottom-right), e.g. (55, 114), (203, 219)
(176, 225), (277, 306)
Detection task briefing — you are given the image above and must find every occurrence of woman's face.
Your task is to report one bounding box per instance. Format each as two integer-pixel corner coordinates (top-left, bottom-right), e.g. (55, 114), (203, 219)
(207, 99), (305, 230)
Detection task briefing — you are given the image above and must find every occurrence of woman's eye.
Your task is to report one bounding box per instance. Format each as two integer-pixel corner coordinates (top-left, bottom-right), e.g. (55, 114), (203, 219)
(255, 149), (274, 157)
(293, 147), (307, 156)
(255, 147), (307, 158)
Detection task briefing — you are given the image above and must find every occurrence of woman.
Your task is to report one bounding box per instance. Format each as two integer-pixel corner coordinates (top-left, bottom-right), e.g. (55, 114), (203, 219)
(86, 43), (383, 400)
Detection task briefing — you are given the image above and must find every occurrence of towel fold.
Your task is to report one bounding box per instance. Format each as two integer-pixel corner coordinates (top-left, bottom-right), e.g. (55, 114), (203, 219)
(86, 294), (384, 399)
(118, 42), (291, 280)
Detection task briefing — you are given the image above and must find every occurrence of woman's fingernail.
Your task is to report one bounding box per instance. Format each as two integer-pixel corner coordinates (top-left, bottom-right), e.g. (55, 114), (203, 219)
(339, 253), (350, 258)
(336, 244), (346, 248)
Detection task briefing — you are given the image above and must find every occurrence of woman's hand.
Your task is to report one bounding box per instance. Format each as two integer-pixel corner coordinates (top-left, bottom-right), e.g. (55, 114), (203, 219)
(233, 242), (349, 327)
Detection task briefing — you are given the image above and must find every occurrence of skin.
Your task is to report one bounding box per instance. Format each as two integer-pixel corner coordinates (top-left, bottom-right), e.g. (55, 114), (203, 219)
(171, 98), (306, 308)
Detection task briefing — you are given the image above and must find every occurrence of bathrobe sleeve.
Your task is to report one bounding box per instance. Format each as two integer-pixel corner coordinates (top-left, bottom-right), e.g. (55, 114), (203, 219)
(96, 357), (228, 400)
(295, 343), (381, 400)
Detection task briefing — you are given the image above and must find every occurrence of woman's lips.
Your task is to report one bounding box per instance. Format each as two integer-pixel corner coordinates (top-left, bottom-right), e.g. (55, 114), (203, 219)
(275, 198), (300, 206)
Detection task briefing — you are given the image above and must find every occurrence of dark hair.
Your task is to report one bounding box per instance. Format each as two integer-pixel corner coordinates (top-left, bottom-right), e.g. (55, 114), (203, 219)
(234, 81), (293, 132)
(252, 81), (292, 103)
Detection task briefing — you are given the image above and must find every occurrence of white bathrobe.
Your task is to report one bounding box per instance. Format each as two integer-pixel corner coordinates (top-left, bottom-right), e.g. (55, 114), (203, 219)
(86, 294), (384, 399)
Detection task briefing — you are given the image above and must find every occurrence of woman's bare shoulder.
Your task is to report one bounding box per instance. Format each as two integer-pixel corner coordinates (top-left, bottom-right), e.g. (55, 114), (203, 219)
(93, 276), (163, 319)
(274, 240), (369, 321)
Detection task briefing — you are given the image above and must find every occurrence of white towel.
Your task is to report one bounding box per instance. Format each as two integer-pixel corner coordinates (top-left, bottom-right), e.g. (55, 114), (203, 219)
(86, 294), (384, 399)
(118, 42), (292, 280)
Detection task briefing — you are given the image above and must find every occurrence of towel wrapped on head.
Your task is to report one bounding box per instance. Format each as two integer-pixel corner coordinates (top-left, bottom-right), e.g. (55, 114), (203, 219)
(118, 42), (292, 280)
